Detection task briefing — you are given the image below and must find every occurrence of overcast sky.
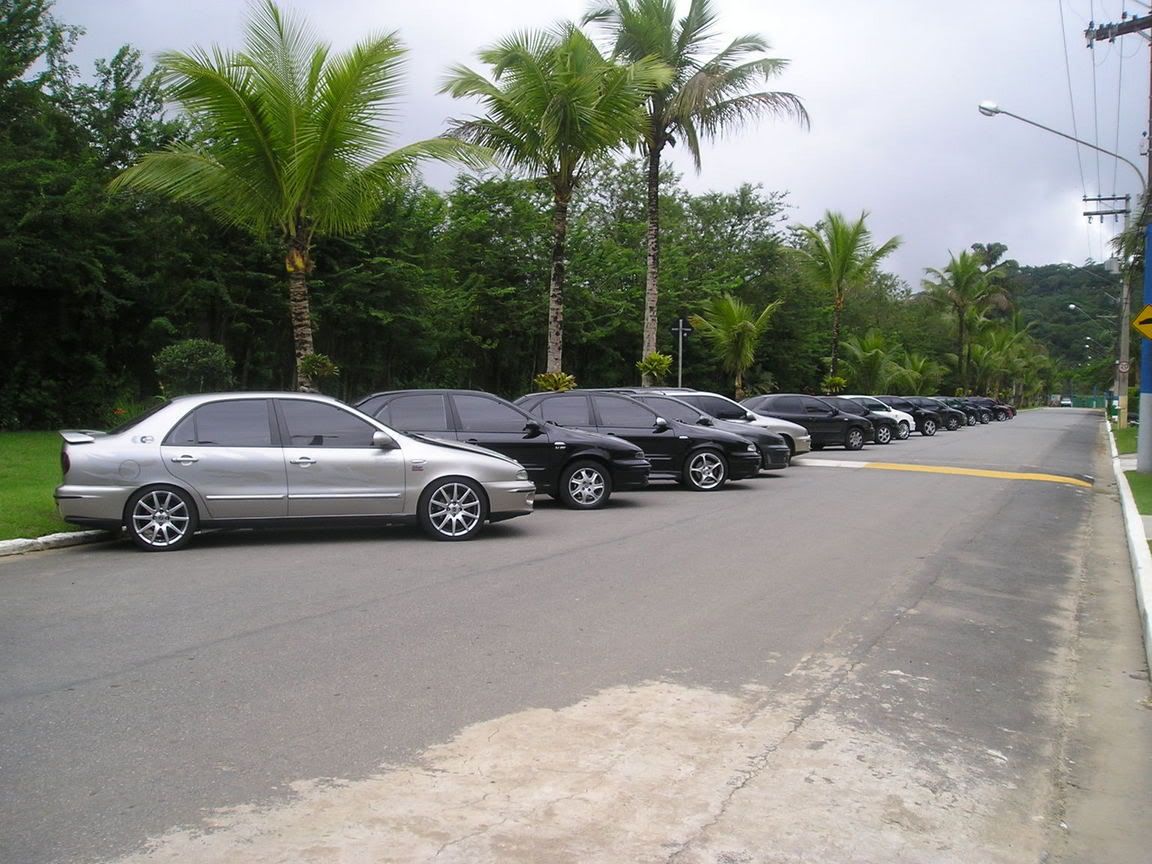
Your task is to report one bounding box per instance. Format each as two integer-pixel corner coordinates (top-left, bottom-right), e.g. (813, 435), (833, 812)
(53, 0), (1147, 288)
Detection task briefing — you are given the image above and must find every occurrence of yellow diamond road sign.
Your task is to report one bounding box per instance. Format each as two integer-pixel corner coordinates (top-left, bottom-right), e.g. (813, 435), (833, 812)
(1134, 305), (1152, 339)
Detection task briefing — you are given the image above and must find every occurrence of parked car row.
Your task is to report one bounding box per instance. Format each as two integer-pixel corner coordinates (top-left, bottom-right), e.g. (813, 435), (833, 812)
(53, 388), (1014, 552)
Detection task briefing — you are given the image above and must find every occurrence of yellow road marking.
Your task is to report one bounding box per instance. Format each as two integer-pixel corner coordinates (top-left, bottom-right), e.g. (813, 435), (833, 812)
(862, 462), (1092, 488)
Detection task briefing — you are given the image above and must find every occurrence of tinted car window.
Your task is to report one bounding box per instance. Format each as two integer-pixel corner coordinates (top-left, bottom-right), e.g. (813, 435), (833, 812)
(801, 396), (833, 414)
(693, 394), (743, 418)
(279, 400), (378, 448)
(638, 396), (698, 423)
(377, 394), (451, 431)
(538, 395), (591, 425)
(770, 395), (804, 413)
(454, 394), (530, 432)
(593, 395), (658, 427)
(835, 397), (867, 414)
(165, 400), (272, 447)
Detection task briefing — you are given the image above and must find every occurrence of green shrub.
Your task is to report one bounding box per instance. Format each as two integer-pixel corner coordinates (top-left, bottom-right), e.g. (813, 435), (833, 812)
(533, 371), (577, 392)
(636, 352), (672, 385)
(154, 339), (235, 396)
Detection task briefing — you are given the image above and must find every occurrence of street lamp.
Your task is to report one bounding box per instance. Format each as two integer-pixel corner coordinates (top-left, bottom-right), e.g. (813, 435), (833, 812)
(1068, 303), (1118, 325)
(980, 100), (1143, 450)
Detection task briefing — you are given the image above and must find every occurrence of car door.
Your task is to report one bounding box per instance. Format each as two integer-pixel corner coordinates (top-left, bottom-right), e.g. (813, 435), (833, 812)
(162, 398), (288, 520)
(276, 398), (406, 517)
(800, 396), (844, 444)
(370, 393), (456, 441)
(449, 393), (556, 488)
(588, 393), (679, 475)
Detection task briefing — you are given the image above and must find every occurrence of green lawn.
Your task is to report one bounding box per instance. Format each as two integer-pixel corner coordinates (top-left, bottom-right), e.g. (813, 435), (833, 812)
(1115, 425), (1137, 455)
(0, 431), (73, 540)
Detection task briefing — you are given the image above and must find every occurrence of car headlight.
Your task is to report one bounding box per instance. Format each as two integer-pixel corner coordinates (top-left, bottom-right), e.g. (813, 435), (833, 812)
(746, 444), (757, 452)
(515, 468), (528, 481)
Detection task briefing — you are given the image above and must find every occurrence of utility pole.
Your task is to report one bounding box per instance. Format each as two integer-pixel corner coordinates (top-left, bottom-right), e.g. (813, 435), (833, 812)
(1083, 195), (1133, 426)
(1085, 12), (1152, 465)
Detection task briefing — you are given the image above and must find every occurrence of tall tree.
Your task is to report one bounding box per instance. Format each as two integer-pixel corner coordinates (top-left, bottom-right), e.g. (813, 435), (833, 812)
(442, 24), (668, 373)
(839, 329), (902, 394)
(110, 0), (472, 389)
(922, 249), (1010, 392)
(585, 0), (807, 381)
(689, 293), (781, 397)
(796, 210), (900, 384)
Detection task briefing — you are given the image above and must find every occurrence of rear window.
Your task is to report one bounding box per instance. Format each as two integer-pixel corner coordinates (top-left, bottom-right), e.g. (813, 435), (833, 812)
(109, 400), (171, 435)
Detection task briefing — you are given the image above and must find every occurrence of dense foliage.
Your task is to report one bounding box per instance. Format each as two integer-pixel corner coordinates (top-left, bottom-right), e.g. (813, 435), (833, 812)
(1, 1), (1126, 430)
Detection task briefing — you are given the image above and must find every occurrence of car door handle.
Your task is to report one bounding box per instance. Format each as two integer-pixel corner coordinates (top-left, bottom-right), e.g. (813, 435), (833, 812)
(170, 455), (199, 466)
(465, 438), (480, 444)
(289, 456), (317, 467)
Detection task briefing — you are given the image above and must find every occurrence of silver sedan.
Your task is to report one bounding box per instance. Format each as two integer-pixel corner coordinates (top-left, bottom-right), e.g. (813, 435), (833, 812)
(55, 392), (536, 550)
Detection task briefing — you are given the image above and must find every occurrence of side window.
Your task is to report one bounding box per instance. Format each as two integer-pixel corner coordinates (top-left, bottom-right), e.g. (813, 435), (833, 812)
(802, 397), (834, 414)
(773, 395), (804, 413)
(165, 400), (272, 447)
(594, 395), (657, 428)
(378, 394), (451, 432)
(696, 395), (740, 418)
(643, 397), (695, 422)
(279, 400), (378, 448)
(453, 394), (530, 432)
(537, 395), (591, 426)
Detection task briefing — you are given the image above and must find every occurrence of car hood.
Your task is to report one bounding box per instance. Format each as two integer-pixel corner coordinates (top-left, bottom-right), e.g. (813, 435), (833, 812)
(542, 424), (643, 454)
(404, 432), (524, 467)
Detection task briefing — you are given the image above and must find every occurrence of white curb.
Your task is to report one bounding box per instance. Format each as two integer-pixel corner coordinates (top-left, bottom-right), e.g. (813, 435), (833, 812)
(1109, 421), (1152, 676)
(0, 530), (111, 558)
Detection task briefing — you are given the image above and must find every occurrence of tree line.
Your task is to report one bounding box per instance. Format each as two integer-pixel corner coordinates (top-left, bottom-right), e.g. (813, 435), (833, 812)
(1, 0), (1119, 430)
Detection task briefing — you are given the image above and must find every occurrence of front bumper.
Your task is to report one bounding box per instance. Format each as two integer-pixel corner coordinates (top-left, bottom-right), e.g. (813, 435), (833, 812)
(729, 452), (763, 481)
(792, 434), (813, 455)
(759, 444), (791, 470)
(611, 458), (652, 491)
(485, 482), (535, 522)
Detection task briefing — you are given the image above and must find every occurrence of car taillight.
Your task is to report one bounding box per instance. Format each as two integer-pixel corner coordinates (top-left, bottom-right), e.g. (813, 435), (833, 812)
(60, 449), (70, 476)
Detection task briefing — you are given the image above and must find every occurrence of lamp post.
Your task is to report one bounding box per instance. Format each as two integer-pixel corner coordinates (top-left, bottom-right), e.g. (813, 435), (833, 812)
(979, 101), (1144, 449)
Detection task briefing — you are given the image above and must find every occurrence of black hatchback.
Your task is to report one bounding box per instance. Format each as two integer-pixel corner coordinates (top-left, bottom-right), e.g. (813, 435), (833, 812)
(514, 390), (761, 491)
(823, 396), (899, 445)
(355, 389), (650, 510)
(740, 393), (874, 451)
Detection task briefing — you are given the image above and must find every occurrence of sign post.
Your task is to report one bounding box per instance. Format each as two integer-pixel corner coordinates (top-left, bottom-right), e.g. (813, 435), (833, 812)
(669, 318), (694, 388)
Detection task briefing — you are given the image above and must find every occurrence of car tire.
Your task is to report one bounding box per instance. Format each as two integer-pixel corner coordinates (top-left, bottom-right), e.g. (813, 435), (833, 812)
(682, 449), (728, 491)
(996, 410), (1009, 422)
(897, 421), (910, 440)
(979, 411), (991, 424)
(921, 419), (937, 437)
(845, 427), (865, 451)
(875, 424), (893, 445)
(966, 414), (976, 427)
(945, 415), (960, 432)
(558, 460), (611, 510)
(418, 477), (487, 541)
(125, 486), (199, 552)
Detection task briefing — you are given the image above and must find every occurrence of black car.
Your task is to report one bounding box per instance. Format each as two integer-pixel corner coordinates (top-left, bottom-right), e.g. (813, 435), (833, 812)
(902, 396), (967, 431)
(623, 392), (792, 469)
(740, 393), (874, 451)
(355, 389), (650, 510)
(876, 395), (940, 437)
(934, 396), (985, 425)
(823, 396), (899, 445)
(967, 396), (1015, 421)
(514, 390), (761, 491)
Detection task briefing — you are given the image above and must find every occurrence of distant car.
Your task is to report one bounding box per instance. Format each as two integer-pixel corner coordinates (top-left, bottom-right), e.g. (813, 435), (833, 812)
(354, 389), (650, 510)
(876, 395), (940, 436)
(933, 396), (982, 426)
(634, 389), (814, 456)
(901, 396), (967, 432)
(968, 396), (1015, 421)
(55, 392), (536, 550)
(1059, 397), (1074, 407)
(823, 396), (900, 444)
(623, 392), (792, 470)
(514, 390), (761, 491)
(841, 395), (917, 440)
(740, 393), (875, 451)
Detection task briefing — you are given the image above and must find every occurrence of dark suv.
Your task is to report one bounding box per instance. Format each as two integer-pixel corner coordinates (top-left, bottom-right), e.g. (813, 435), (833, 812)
(876, 395), (940, 437)
(623, 391), (792, 469)
(355, 389), (650, 510)
(740, 393), (874, 451)
(514, 390), (761, 491)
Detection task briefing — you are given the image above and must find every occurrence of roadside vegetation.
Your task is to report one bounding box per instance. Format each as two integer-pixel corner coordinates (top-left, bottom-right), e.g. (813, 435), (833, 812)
(2, 0), (1129, 435)
(0, 433), (72, 540)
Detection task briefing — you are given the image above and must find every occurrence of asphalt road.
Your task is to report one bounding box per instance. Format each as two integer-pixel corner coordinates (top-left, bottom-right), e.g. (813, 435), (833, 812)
(0, 408), (1138, 863)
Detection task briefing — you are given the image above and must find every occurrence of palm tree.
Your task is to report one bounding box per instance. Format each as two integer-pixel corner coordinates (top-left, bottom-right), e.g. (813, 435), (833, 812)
(442, 24), (668, 374)
(584, 0), (807, 381)
(689, 293), (781, 397)
(110, 0), (474, 389)
(888, 351), (945, 395)
(922, 249), (1011, 393)
(839, 329), (901, 394)
(796, 211), (900, 381)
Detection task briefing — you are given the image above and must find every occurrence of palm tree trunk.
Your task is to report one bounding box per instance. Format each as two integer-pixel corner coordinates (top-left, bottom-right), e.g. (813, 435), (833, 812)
(641, 145), (661, 384)
(546, 194), (570, 374)
(286, 234), (316, 392)
(829, 292), (844, 380)
(957, 311), (967, 393)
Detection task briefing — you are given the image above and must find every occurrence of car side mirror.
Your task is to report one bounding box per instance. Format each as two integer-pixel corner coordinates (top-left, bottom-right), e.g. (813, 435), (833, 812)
(372, 430), (399, 450)
(697, 415), (714, 426)
(524, 419), (542, 435)
(744, 411), (757, 421)
(654, 417), (669, 430)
